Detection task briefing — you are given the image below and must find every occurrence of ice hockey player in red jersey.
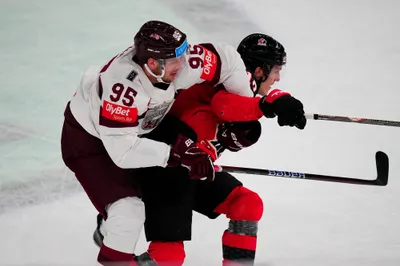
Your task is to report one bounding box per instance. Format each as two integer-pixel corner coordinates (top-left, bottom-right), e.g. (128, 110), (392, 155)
(165, 33), (306, 266)
(92, 33), (306, 265)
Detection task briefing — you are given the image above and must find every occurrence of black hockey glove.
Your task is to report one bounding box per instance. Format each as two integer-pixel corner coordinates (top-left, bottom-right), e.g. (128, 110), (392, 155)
(259, 89), (306, 129)
(216, 120), (262, 152)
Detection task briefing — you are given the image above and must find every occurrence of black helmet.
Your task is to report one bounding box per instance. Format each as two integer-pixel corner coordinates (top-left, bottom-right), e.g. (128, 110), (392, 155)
(134, 20), (188, 65)
(237, 33), (286, 77)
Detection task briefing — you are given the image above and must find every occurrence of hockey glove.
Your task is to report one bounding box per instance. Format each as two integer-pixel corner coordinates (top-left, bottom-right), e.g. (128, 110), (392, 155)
(216, 121), (262, 152)
(259, 89), (306, 129)
(168, 134), (215, 181)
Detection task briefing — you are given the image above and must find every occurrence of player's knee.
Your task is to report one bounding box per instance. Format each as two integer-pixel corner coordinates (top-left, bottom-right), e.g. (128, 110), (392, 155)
(103, 197), (145, 254)
(148, 241), (186, 265)
(227, 186), (263, 221)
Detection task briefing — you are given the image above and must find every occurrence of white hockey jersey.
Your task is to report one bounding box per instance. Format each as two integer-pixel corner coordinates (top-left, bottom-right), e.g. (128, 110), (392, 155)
(69, 42), (253, 169)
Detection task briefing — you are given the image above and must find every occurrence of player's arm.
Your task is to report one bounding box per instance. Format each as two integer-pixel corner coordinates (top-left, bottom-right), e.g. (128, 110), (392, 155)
(218, 44), (255, 97)
(211, 89), (263, 122)
(205, 44), (263, 121)
(98, 76), (171, 169)
(213, 87), (307, 129)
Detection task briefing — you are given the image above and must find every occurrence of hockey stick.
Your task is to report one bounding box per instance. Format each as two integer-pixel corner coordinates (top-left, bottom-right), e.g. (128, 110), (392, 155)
(306, 113), (400, 127)
(221, 151), (389, 186)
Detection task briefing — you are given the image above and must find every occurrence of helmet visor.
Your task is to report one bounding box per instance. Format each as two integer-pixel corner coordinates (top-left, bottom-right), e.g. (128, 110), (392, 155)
(164, 39), (189, 68)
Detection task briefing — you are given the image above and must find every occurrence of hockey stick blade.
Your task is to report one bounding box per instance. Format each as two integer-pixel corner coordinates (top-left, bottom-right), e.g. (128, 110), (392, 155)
(374, 151), (389, 186)
(221, 151), (389, 186)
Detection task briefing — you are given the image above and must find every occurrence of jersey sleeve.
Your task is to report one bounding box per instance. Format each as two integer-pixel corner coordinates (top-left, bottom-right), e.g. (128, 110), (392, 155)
(216, 44), (255, 97)
(97, 68), (171, 169)
(211, 89), (263, 122)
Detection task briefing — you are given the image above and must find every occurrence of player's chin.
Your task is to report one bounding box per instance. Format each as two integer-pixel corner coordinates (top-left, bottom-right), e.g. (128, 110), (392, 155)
(161, 76), (174, 83)
(165, 73), (178, 82)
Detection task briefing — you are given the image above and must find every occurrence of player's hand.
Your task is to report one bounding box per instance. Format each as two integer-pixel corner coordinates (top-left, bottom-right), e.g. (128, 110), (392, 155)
(259, 89), (306, 130)
(216, 121), (261, 152)
(168, 134), (215, 181)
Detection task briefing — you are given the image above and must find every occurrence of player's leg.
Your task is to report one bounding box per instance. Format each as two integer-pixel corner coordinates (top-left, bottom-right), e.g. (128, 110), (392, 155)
(92, 115), (198, 265)
(61, 103), (144, 266)
(136, 166), (195, 266)
(124, 114), (200, 265)
(193, 120), (263, 265)
(194, 172), (263, 265)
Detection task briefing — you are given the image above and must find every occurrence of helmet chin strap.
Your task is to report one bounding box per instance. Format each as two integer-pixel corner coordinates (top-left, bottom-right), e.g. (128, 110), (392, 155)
(253, 72), (268, 96)
(144, 59), (169, 83)
(253, 63), (272, 96)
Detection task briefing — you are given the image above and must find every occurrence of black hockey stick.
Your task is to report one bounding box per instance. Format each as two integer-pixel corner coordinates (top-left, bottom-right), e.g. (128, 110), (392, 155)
(306, 113), (400, 127)
(221, 151), (389, 186)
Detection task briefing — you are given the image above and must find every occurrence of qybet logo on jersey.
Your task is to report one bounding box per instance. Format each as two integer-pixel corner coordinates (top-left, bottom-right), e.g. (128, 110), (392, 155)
(200, 48), (217, 81)
(102, 100), (138, 123)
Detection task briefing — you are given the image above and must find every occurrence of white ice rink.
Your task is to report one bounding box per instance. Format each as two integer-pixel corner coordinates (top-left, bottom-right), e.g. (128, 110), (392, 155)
(1, 0), (400, 265)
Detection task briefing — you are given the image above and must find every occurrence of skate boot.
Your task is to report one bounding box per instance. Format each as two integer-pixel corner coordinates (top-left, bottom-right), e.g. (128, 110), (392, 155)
(93, 213), (104, 248)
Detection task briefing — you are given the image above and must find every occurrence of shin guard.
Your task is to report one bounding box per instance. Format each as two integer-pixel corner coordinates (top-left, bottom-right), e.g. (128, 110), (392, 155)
(214, 186), (263, 265)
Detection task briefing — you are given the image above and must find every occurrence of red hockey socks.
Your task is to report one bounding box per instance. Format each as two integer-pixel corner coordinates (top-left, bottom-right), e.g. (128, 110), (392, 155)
(214, 186), (264, 265)
(99, 242), (184, 266)
(97, 244), (138, 266)
(147, 241), (186, 266)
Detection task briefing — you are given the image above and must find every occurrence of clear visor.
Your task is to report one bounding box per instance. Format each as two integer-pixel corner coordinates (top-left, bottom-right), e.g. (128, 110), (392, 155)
(164, 38), (189, 68)
(163, 49), (188, 68)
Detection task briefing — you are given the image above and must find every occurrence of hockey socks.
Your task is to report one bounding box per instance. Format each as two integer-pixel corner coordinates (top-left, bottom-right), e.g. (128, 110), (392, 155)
(214, 186), (263, 265)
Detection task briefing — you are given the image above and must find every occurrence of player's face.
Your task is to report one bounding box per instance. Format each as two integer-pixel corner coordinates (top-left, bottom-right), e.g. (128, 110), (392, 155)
(258, 65), (283, 95)
(162, 55), (186, 82)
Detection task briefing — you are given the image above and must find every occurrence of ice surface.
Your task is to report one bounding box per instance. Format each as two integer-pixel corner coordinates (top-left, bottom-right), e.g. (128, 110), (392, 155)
(1, 0), (400, 265)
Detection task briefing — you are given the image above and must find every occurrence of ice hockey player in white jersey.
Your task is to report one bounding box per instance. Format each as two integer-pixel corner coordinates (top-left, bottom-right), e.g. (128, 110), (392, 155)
(62, 20), (215, 266)
(61, 20), (276, 266)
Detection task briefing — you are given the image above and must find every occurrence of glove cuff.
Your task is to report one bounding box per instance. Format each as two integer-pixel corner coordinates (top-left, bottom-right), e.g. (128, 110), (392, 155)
(259, 96), (275, 118)
(265, 89), (291, 103)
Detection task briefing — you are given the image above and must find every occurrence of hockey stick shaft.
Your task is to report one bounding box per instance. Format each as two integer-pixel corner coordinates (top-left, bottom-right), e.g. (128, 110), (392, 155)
(305, 113), (400, 127)
(221, 151), (389, 186)
(222, 166), (375, 185)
